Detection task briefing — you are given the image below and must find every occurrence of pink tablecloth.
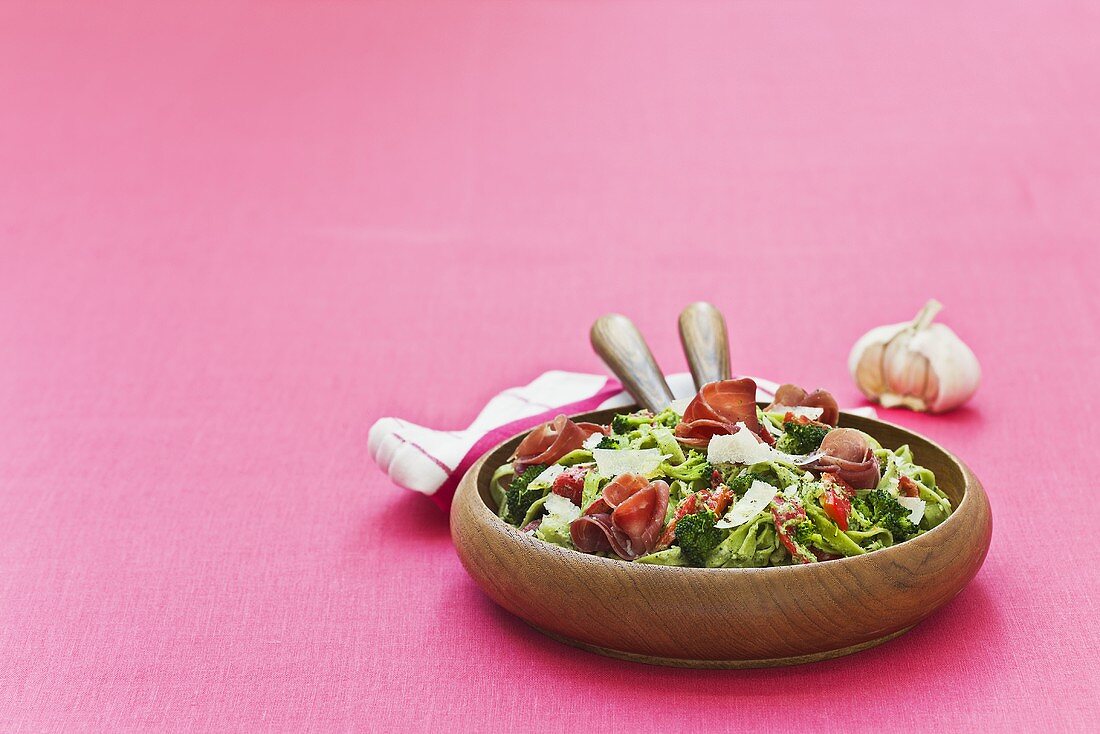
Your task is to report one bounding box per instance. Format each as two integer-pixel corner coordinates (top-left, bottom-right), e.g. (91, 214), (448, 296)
(1, 1), (1097, 730)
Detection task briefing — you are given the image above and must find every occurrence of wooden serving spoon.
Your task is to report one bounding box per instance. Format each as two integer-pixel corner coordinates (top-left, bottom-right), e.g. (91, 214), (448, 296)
(678, 301), (731, 390)
(590, 314), (674, 413)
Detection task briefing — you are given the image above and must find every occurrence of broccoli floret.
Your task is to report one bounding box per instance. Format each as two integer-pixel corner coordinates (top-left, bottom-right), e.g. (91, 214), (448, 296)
(610, 412), (652, 434)
(851, 493), (872, 520)
(609, 407), (680, 435)
(653, 407), (681, 428)
(724, 467), (773, 495)
(776, 519), (819, 563)
(502, 464), (548, 526)
(674, 509), (723, 566)
(848, 502), (873, 532)
(726, 471), (756, 495)
(853, 489), (919, 542)
(775, 419), (831, 454)
(660, 450), (711, 482)
(596, 435), (620, 450)
(792, 519), (818, 546)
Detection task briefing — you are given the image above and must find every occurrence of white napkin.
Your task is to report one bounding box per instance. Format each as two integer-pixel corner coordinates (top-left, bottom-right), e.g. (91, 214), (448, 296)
(368, 371), (875, 510)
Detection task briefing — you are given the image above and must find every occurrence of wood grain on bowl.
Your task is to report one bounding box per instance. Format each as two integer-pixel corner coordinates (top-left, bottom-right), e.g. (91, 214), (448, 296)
(450, 408), (992, 668)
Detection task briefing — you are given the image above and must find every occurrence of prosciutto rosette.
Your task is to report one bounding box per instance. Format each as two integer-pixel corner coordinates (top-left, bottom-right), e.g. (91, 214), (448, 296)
(813, 428), (880, 489)
(674, 378), (771, 447)
(578, 472), (649, 516)
(570, 474), (670, 560)
(767, 384), (840, 427)
(511, 414), (606, 473)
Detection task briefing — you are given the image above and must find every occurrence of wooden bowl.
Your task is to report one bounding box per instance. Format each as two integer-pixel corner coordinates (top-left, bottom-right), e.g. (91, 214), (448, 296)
(450, 407), (992, 668)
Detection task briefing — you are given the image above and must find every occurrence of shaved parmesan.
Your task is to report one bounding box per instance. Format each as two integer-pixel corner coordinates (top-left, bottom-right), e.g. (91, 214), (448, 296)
(770, 405), (824, 421)
(543, 492), (581, 522)
(582, 432), (604, 451)
(669, 398), (692, 416)
(706, 423), (822, 466)
(896, 496), (926, 525)
(592, 448), (665, 477)
(707, 426), (777, 465)
(716, 480), (778, 529)
(530, 464), (568, 488)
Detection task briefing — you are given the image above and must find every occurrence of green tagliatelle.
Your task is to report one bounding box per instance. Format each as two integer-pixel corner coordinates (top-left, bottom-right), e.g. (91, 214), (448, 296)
(704, 510), (782, 568)
(489, 463), (514, 515)
(497, 402), (954, 567)
(580, 469), (606, 513)
(875, 444), (953, 529)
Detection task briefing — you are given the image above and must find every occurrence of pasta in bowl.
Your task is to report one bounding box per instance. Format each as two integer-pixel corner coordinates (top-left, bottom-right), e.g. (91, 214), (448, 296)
(491, 379), (953, 568)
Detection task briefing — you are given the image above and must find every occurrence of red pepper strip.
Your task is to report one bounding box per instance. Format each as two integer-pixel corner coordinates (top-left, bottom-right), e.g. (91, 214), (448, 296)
(898, 475), (921, 498)
(771, 495), (815, 564)
(821, 474), (853, 531)
(703, 486), (733, 518)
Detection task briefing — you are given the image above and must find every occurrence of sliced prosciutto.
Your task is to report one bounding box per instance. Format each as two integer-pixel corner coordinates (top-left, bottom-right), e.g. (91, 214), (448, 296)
(570, 513), (615, 554)
(578, 472), (649, 516)
(609, 480), (670, 558)
(511, 414), (606, 473)
(674, 378), (771, 448)
(569, 478), (670, 560)
(576, 421), (611, 437)
(601, 473), (650, 508)
(767, 384), (840, 427)
(813, 428), (880, 489)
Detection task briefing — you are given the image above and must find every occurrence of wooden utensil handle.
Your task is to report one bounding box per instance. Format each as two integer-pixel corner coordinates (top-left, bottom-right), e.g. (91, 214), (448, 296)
(590, 314), (674, 413)
(678, 302), (731, 390)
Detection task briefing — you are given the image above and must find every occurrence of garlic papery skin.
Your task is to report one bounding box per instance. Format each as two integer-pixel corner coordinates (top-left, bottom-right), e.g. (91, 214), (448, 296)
(848, 300), (981, 413)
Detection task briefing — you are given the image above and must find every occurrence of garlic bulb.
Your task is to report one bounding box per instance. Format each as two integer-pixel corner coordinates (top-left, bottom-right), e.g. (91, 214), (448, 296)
(848, 300), (980, 413)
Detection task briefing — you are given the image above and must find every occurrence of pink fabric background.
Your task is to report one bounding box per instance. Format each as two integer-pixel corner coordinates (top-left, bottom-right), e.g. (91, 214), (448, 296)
(1, 1), (1097, 730)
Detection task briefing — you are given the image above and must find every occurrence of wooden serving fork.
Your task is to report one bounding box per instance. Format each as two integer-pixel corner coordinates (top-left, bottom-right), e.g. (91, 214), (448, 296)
(677, 301), (731, 390)
(589, 314), (674, 413)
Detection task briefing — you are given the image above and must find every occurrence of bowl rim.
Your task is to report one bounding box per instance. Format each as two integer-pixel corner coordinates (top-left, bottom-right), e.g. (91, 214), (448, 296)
(461, 405), (983, 577)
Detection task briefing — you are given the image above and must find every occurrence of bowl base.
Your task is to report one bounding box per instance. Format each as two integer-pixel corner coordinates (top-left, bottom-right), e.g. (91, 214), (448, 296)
(529, 624), (915, 669)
